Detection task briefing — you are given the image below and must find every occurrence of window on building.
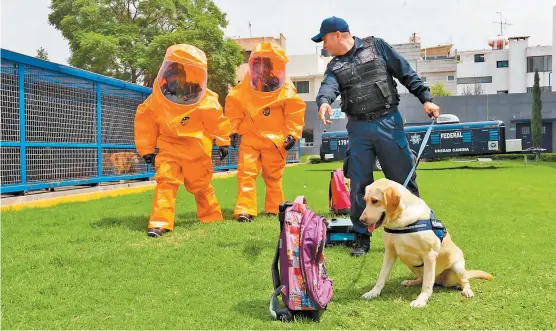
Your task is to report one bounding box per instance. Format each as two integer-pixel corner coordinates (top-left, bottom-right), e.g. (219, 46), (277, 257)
(457, 76), (493, 84)
(474, 54), (485, 63)
(447, 75), (455, 81)
(496, 60), (509, 68)
(521, 126), (530, 135)
(527, 55), (552, 72)
(293, 81), (310, 94)
(497, 90), (509, 94)
(456, 55), (461, 62)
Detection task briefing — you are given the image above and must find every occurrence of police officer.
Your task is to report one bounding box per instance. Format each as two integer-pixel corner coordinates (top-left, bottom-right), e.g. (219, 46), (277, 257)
(312, 17), (440, 257)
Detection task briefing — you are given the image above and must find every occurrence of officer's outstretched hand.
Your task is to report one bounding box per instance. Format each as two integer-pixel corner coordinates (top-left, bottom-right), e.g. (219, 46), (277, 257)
(218, 146), (229, 160)
(284, 135), (296, 151)
(424, 101), (440, 119)
(143, 153), (156, 165)
(319, 103), (333, 125)
(230, 133), (240, 148)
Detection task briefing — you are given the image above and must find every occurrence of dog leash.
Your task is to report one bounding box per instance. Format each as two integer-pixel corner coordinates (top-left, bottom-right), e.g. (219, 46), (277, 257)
(402, 117), (436, 188)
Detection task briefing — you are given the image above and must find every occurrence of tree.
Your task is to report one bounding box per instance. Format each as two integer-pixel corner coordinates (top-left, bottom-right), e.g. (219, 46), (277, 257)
(461, 78), (484, 96)
(430, 82), (451, 97)
(36, 47), (49, 61)
(531, 70), (543, 153)
(473, 83), (484, 95)
(48, 0), (243, 103)
(462, 85), (474, 96)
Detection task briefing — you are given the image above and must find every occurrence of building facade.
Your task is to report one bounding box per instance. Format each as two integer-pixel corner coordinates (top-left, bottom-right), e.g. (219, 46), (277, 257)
(456, 36), (552, 95)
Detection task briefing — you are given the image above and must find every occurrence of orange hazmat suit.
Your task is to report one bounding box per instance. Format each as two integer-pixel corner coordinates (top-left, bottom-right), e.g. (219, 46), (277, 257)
(134, 44), (231, 233)
(225, 42), (306, 220)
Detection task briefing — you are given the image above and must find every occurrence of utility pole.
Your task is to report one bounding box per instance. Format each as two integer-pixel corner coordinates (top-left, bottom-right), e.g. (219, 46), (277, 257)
(493, 12), (512, 36)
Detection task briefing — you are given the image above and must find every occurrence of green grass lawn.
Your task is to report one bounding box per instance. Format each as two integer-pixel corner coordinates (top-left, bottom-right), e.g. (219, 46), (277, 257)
(2, 160), (556, 330)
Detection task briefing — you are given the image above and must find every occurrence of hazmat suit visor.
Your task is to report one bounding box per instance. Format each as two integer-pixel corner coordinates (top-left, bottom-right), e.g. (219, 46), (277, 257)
(248, 56), (285, 92)
(157, 61), (207, 105)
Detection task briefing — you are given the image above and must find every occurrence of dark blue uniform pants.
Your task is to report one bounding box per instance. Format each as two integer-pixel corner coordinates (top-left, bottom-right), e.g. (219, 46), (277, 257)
(345, 110), (419, 236)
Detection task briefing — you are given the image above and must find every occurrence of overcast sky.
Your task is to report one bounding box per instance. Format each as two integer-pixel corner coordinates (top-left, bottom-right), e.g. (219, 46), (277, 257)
(1, 0), (554, 65)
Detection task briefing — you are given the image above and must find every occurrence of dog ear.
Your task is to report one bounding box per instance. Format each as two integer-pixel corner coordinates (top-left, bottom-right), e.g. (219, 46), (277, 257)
(382, 186), (401, 215)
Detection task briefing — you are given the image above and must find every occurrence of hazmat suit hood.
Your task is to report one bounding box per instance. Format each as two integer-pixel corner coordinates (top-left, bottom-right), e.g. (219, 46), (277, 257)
(248, 42), (289, 94)
(154, 44), (208, 108)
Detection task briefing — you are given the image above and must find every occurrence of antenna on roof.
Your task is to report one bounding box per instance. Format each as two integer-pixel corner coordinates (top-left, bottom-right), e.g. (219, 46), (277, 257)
(493, 12), (512, 36)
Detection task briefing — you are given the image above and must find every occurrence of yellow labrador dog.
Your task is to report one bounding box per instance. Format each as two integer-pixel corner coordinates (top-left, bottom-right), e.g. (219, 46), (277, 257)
(359, 178), (491, 308)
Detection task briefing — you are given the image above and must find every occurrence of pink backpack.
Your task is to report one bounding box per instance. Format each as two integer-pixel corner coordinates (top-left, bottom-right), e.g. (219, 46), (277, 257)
(270, 196), (334, 322)
(329, 169), (351, 215)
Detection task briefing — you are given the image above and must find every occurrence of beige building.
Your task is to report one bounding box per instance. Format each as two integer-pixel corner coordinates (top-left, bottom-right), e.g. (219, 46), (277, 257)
(231, 34), (286, 83)
(391, 36), (458, 96)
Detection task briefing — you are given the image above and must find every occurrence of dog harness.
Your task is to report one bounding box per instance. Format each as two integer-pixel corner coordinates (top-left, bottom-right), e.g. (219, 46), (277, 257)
(383, 212), (447, 242)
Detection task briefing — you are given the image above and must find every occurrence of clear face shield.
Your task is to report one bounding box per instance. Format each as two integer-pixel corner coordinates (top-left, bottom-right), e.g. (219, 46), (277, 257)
(248, 56), (285, 92)
(157, 61), (207, 105)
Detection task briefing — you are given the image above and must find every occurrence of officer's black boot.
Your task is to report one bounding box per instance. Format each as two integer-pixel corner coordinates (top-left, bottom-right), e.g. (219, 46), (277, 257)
(351, 234), (370, 257)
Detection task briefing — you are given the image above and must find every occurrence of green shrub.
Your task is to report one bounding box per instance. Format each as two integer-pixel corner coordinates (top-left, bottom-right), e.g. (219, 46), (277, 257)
(308, 156), (322, 164)
(448, 153), (556, 162)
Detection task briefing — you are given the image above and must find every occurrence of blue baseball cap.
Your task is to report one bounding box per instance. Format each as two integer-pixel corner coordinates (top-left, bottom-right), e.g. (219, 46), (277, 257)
(311, 16), (350, 43)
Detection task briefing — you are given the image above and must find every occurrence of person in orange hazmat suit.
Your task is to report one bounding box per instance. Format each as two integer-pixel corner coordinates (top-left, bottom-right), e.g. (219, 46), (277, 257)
(134, 44), (232, 237)
(225, 42), (306, 222)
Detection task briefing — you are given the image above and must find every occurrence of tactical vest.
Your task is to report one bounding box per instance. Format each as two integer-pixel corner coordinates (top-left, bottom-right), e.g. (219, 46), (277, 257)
(328, 37), (400, 115)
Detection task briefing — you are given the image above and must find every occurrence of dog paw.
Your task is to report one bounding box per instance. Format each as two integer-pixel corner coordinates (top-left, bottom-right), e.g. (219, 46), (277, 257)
(461, 288), (474, 298)
(361, 288), (381, 300)
(410, 299), (427, 308)
(401, 279), (422, 287)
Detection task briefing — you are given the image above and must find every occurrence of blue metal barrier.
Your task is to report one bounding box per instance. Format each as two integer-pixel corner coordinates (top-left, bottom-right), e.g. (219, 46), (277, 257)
(0, 49), (300, 194)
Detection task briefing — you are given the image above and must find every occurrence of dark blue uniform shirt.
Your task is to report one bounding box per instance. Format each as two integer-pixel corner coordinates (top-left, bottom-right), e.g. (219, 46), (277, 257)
(316, 36), (433, 108)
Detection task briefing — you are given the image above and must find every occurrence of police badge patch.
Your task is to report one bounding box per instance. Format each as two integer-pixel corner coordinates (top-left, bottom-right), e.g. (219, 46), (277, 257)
(181, 116), (190, 125)
(358, 48), (376, 63)
(331, 61), (346, 71)
(263, 107), (271, 116)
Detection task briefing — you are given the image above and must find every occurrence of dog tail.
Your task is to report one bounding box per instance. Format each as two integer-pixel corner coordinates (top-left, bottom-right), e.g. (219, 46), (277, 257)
(467, 270), (493, 280)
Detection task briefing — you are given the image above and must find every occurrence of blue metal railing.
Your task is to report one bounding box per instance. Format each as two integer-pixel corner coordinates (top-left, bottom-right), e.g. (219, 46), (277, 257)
(0, 49), (300, 194)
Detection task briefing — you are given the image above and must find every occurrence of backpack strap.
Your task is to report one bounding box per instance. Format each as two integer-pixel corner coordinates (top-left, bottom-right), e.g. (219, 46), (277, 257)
(328, 171), (334, 210)
(292, 196), (307, 213)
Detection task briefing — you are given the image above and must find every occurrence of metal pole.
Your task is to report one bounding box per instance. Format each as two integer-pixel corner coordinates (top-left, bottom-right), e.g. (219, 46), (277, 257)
(96, 84), (102, 178)
(487, 92), (489, 120)
(19, 63), (27, 190)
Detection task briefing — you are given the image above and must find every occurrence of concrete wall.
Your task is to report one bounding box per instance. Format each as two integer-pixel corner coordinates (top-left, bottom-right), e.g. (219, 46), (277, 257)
(300, 93), (556, 156)
(508, 38), (528, 93)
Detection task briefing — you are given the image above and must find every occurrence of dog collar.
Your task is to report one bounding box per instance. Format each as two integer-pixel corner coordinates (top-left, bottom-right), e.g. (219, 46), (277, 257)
(383, 212), (447, 242)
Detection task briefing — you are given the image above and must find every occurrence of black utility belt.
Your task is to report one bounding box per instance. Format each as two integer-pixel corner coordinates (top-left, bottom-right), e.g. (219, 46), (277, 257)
(347, 106), (397, 121)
